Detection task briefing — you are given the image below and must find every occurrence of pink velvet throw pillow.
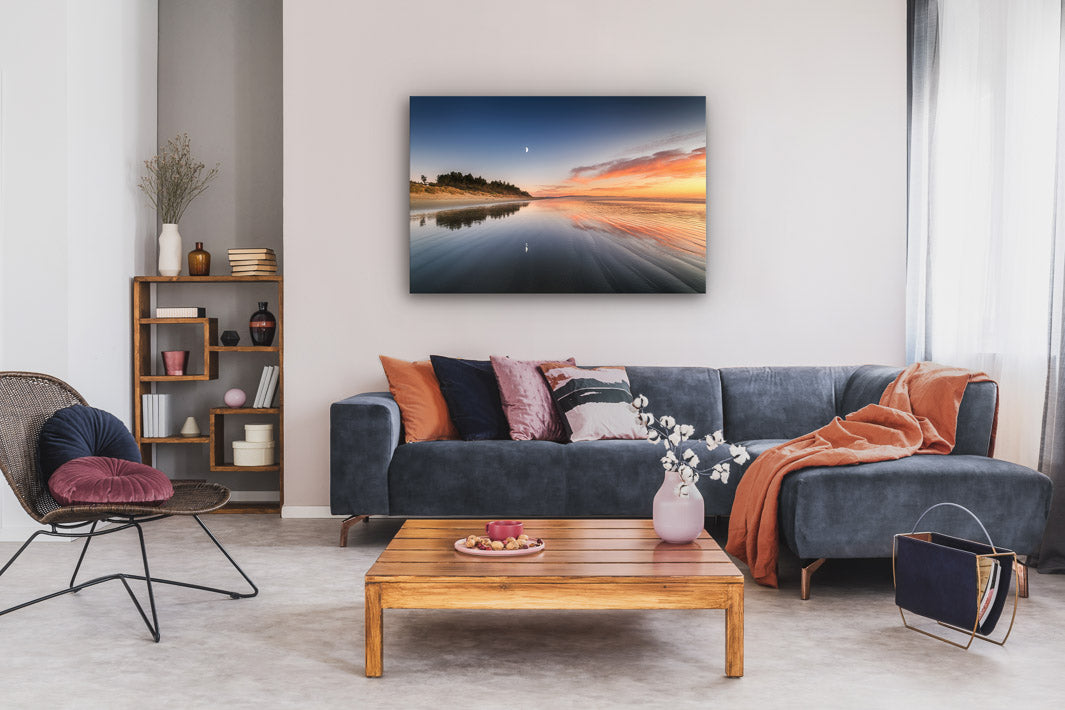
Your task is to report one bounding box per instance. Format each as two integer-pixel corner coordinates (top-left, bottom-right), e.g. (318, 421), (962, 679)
(48, 456), (175, 506)
(490, 356), (575, 441)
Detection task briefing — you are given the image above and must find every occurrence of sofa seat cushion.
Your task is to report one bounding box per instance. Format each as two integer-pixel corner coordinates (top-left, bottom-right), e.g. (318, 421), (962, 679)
(778, 454), (1053, 559)
(388, 440), (568, 516)
(561, 440), (739, 516)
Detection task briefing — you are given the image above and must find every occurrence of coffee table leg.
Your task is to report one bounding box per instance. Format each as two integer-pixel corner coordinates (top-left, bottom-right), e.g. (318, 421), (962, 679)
(365, 582), (383, 677)
(725, 586), (744, 678)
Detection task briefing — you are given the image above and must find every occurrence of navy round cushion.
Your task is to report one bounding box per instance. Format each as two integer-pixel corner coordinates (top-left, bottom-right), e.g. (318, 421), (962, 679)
(48, 457), (174, 506)
(38, 405), (141, 485)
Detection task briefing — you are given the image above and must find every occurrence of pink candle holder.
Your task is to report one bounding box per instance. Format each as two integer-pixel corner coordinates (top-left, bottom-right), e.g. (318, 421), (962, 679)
(161, 350), (190, 376)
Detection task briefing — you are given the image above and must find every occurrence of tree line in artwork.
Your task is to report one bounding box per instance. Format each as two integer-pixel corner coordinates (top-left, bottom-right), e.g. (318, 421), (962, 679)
(416, 171), (531, 197)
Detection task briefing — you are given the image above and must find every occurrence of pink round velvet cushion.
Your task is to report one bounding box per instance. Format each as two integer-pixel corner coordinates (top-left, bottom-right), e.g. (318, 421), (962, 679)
(48, 456), (175, 506)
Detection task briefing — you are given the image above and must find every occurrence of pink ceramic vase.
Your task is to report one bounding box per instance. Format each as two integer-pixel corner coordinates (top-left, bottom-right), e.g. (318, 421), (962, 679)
(652, 469), (705, 544)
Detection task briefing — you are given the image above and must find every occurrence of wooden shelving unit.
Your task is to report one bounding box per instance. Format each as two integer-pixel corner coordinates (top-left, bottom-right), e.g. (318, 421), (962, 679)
(132, 275), (283, 513)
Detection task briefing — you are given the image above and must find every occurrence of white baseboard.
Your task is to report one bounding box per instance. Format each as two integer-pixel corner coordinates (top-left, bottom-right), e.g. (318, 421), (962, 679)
(281, 505), (346, 519)
(0, 522), (60, 543)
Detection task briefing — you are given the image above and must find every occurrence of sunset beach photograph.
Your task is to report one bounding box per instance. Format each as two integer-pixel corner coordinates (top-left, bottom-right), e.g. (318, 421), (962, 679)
(409, 96), (707, 293)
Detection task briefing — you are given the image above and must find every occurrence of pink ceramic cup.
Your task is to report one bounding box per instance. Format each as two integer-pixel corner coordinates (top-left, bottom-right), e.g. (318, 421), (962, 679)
(485, 520), (523, 541)
(161, 350), (190, 376)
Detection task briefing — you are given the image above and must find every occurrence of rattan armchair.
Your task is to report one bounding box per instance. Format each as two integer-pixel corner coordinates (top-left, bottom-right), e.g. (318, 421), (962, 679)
(0, 371), (257, 641)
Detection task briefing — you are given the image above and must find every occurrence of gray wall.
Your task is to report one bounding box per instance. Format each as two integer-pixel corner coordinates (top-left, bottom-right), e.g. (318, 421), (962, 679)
(157, 0), (282, 497)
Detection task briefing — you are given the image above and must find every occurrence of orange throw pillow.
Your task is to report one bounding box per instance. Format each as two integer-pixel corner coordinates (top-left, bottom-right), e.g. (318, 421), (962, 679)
(379, 355), (459, 443)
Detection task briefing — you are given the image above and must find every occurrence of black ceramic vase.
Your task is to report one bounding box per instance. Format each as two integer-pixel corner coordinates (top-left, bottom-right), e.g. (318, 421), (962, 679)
(249, 302), (276, 346)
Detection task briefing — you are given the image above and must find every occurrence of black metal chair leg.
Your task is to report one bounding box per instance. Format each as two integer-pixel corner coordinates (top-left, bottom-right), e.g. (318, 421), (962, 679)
(0, 515), (255, 641)
(69, 520), (98, 589)
(192, 514), (258, 598)
(0, 529), (44, 578)
(127, 521), (160, 642)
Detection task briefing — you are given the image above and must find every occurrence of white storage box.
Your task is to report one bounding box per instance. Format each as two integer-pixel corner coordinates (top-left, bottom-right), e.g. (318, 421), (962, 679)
(232, 440), (275, 466)
(244, 423), (274, 443)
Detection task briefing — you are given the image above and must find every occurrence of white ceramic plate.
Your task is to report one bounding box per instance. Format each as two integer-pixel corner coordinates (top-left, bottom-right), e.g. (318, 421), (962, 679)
(453, 538), (545, 557)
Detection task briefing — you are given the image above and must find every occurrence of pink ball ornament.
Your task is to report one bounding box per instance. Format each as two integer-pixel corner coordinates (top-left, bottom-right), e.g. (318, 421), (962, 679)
(224, 388), (247, 408)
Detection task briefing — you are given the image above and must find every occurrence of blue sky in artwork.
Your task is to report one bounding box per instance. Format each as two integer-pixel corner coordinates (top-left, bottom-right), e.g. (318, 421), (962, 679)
(410, 96), (706, 198)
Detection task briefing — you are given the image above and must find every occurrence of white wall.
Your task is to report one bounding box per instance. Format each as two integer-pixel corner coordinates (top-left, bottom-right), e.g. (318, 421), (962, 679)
(0, 0), (157, 539)
(283, 0), (908, 511)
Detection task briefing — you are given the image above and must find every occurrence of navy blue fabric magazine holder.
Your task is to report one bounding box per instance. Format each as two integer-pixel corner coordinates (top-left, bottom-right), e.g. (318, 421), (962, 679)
(893, 503), (1017, 648)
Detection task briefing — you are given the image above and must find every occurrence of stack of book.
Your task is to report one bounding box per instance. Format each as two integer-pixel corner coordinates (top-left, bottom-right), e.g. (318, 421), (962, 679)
(228, 248), (277, 276)
(141, 394), (173, 437)
(252, 365), (281, 408)
(155, 307), (206, 318)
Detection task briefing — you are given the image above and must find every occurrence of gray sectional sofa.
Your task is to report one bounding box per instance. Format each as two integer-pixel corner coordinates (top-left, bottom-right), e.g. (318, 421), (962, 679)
(331, 364), (1052, 590)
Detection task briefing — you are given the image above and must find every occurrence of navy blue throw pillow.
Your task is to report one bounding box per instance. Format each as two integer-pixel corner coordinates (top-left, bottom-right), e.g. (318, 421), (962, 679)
(38, 405), (141, 486)
(429, 355), (509, 441)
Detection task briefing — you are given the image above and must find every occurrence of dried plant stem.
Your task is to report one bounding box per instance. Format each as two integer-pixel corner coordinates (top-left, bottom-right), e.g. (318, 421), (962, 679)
(138, 133), (220, 224)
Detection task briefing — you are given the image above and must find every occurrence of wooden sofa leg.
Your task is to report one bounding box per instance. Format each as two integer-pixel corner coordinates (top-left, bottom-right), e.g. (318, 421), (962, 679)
(339, 515), (369, 547)
(800, 558), (825, 600)
(1014, 558), (1029, 598)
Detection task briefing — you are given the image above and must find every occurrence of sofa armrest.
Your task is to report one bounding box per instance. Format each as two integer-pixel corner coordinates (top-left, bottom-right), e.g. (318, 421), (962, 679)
(330, 392), (401, 516)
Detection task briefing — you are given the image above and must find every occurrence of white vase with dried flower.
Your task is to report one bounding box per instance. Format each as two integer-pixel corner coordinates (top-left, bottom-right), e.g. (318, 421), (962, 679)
(138, 133), (219, 276)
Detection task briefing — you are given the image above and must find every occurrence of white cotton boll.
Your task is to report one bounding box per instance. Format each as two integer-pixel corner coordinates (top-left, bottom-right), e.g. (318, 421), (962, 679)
(660, 416), (675, 428)
(682, 449), (695, 461)
(730, 444), (750, 465)
(689, 454), (699, 467)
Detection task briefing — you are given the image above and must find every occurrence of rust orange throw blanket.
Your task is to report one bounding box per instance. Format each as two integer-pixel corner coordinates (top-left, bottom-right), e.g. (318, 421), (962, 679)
(724, 362), (994, 587)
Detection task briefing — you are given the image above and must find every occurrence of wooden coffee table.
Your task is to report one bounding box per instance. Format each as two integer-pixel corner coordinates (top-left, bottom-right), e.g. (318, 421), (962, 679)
(364, 519), (744, 677)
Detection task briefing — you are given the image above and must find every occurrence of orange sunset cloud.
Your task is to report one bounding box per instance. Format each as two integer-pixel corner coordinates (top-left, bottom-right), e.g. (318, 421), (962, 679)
(535, 147), (706, 199)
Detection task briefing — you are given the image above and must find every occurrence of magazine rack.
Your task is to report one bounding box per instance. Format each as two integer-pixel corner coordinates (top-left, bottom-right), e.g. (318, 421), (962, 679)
(892, 503), (1018, 649)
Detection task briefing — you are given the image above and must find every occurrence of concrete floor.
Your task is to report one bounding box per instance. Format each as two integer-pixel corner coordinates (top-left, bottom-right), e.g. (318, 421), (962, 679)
(0, 515), (1062, 709)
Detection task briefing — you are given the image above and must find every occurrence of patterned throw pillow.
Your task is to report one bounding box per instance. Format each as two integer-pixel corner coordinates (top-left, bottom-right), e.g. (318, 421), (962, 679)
(538, 364), (646, 442)
(490, 356), (574, 441)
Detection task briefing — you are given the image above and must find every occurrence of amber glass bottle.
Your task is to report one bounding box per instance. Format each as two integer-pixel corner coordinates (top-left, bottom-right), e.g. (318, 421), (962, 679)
(188, 242), (211, 276)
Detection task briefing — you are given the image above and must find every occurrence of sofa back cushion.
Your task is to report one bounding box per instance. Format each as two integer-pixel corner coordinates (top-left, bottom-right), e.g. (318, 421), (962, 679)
(841, 364), (997, 456)
(624, 367), (724, 438)
(720, 366), (855, 441)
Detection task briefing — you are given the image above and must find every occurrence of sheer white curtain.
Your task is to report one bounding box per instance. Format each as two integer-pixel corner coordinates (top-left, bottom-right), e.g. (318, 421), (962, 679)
(908, 0), (1061, 469)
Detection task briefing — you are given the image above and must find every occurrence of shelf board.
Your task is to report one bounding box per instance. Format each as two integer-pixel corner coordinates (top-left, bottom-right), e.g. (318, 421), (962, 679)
(211, 501), (281, 514)
(134, 275), (282, 283)
(139, 436), (209, 444)
(211, 464), (280, 472)
(139, 317), (214, 324)
(210, 407), (280, 415)
(140, 374), (217, 381)
(207, 345), (280, 352)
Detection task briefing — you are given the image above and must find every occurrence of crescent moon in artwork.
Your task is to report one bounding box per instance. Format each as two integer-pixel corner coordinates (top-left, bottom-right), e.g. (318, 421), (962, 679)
(524, 146), (529, 153)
